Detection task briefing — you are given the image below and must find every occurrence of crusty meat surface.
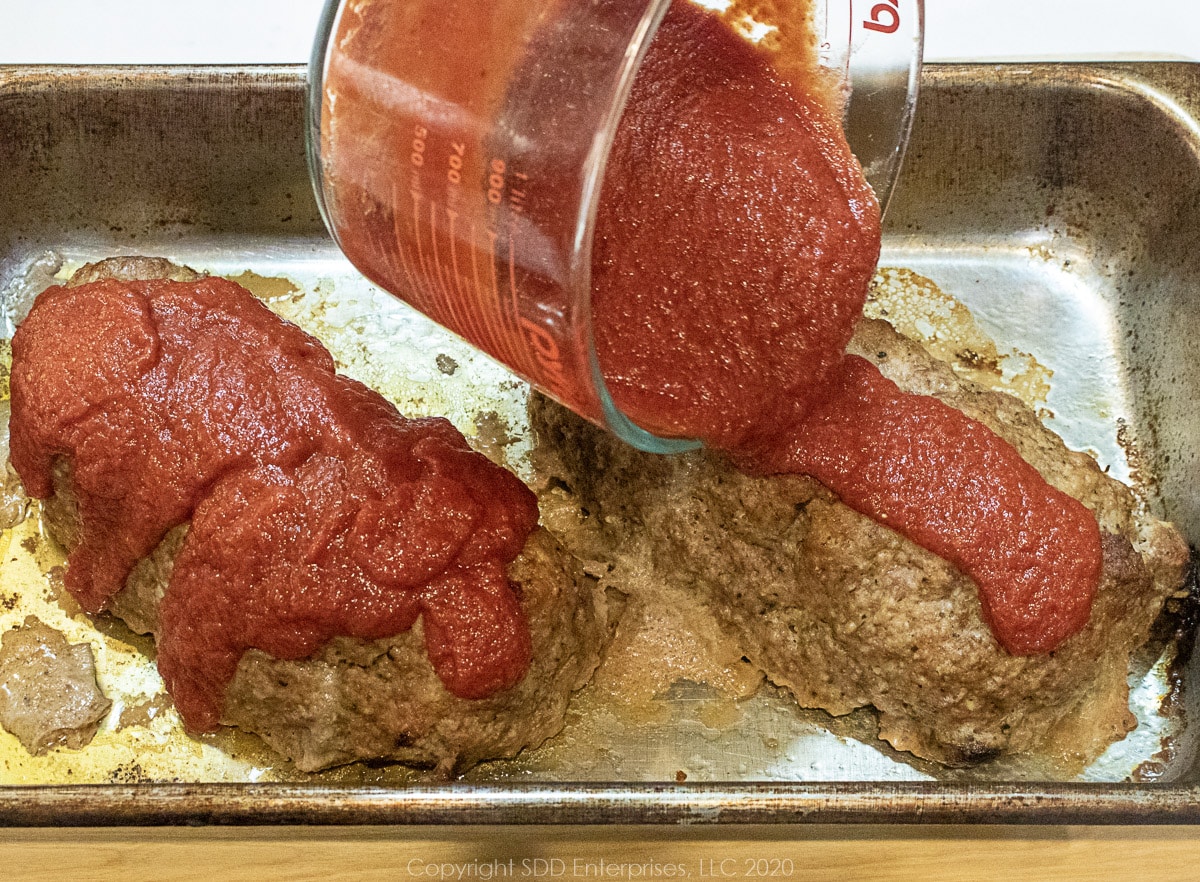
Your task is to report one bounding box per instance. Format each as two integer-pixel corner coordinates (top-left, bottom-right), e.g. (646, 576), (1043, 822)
(64, 256), (202, 287)
(29, 257), (606, 775)
(223, 528), (597, 772)
(530, 317), (1190, 766)
(0, 617), (111, 755)
(0, 401), (29, 531)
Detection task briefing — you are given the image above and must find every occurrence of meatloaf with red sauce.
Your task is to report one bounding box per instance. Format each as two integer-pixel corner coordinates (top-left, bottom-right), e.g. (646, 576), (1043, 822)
(12, 257), (605, 774)
(530, 317), (1190, 766)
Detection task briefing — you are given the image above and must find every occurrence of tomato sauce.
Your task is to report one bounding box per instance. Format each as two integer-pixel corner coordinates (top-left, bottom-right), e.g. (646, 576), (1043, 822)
(590, 1), (1102, 653)
(592, 2), (879, 454)
(781, 356), (1101, 653)
(9, 278), (538, 730)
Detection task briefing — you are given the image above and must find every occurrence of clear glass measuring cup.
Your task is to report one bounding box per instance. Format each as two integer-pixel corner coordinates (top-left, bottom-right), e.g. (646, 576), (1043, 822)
(308, 0), (924, 452)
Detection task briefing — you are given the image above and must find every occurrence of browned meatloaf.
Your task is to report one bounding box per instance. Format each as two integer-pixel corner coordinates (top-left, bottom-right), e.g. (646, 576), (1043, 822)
(31, 257), (606, 775)
(530, 317), (1191, 766)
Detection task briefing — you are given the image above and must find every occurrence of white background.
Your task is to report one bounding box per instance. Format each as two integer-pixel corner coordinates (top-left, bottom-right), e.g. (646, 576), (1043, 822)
(0, 0), (1198, 65)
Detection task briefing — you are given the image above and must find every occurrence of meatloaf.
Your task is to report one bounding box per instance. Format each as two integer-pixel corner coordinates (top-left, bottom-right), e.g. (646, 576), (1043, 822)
(15, 257), (606, 775)
(530, 317), (1191, 766)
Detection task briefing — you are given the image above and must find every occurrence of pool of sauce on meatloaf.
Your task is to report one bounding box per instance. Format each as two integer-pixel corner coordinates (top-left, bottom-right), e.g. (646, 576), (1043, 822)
(8, 276), (539, 731)
(589, 0), (1102, 654)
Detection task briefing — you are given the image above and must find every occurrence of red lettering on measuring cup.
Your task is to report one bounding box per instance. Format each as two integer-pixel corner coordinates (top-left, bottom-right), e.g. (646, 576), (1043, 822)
(510, 171), (528, 215)
(864, 0), (900, 34)
(447, 143), (465, 185)
(411, 125), (428, 168)
(487, 159), (506, 206)
(519, 317), (569, 399)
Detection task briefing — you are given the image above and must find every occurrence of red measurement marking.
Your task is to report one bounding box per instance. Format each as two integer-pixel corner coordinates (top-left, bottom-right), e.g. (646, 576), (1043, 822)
(502, 235), (538, 380)
(486, 229), (525, 374)
(454, 241), (494, 366)
(428, 200), (459, 330)
(367, 207), (414, 316)
(464, 231), (500, 365)
(467, 224), (501, 361)
(410, 190), (435, 316)
(444, 208), (482, 349)
(434, 206), (470, 340)
(389, 183), (427, 313)
(506, 234), (540, 382)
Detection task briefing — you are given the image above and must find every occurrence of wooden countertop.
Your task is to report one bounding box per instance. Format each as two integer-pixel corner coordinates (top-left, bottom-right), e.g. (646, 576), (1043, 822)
(2, 826), (1198, 881)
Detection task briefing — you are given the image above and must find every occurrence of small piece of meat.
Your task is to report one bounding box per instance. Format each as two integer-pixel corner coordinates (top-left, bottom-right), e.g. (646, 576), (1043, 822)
(65, 256), (203, 287)
(0, 617), (111, 755)
(23, 257), (606, 775)
(530, 317), (1190, 766)
(0, 401), (29, 531)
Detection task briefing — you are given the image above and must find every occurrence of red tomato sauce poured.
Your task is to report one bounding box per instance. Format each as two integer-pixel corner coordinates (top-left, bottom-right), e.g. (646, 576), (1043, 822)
(592, 1), (1102, 653)
(9, 277), (538, 730)
(780, 356), (1101, 653)
(593, 2), (879, 454)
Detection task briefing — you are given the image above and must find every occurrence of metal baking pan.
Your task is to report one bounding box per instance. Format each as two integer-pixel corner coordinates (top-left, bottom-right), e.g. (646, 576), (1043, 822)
(0, 62), (1198, 825)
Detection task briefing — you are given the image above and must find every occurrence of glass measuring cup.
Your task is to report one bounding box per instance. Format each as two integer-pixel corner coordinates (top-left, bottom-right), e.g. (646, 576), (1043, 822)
(308, 0), (924, 452)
